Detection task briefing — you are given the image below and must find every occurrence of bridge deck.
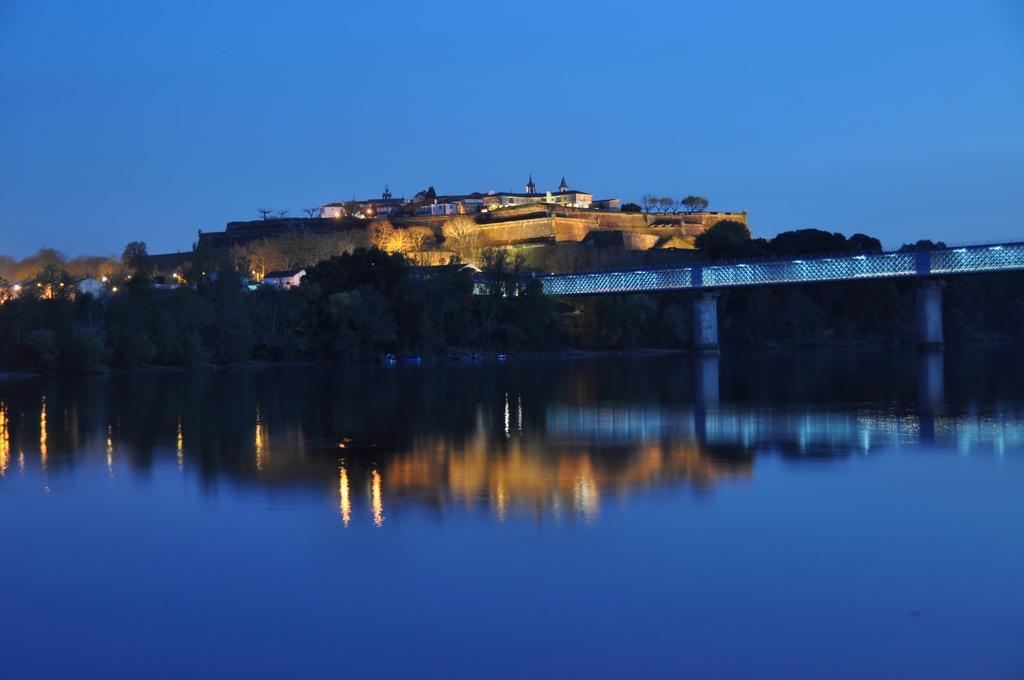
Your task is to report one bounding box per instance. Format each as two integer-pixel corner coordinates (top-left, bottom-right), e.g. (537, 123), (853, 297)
(526, 242), (1024, 296)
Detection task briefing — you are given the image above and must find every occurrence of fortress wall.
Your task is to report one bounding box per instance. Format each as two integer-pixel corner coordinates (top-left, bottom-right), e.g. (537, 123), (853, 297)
(623, 233), (661, 251)
(476, 218), (556, 245)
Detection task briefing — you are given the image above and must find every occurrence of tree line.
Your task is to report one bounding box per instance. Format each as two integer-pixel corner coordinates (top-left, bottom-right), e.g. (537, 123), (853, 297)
(2, 243), (1024, 373)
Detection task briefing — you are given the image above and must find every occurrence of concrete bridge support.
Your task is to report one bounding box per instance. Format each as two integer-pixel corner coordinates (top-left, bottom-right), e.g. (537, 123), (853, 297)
(916, 281), (944, 347)
(693, 293), (720, 352)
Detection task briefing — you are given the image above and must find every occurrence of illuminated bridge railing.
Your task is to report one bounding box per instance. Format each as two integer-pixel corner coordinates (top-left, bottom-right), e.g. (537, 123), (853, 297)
(531, 242), (1024, 297)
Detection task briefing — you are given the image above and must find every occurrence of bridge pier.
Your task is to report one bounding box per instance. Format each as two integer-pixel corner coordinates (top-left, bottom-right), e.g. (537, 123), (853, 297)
(915, 281), (944, 347)
(693, 293), (720, 352)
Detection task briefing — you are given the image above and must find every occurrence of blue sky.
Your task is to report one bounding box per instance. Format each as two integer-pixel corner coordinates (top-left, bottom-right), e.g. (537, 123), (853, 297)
(1, 0), (1022, 257)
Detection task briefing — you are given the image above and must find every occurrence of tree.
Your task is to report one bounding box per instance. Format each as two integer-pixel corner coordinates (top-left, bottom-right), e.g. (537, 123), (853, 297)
(658, 197), (676, 214)
(121, 241), (148, 270)
(767, 229), (885, 257)
(899, 239), (947, 253)
(326, 289), (397, 358)
(620, 202), (642, 213)
(694, 220), (754, 259)
(257, 209), (273, 220)
(302, 248), (408, 300)
(847, 233), (883, 253)
(641, 194), (658, 214)
(682, 195), (710, 214)
(368, 219), (398, 252)
(482, 248), (527, 297)
(303, 207), (319, 218)
(442, 216), (485, 265)
(403, 226), (437, 251)
(276, 210), (289, 219)
(768, 229), (848, 257)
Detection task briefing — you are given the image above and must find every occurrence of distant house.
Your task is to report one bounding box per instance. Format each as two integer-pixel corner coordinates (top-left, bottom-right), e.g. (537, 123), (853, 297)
(415, 194), (486, 216)
(321, 186), (407, 220)
(482, 176), (616, 211)
(591, 198), (622, 211)
(320, 203), (346, 219)
(76, 278), (106, 297)
(262, 269), (306, 290)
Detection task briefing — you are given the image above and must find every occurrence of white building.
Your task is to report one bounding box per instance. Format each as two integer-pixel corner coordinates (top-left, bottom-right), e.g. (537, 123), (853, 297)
(481, 176), (598, 211)
(262, 269), (306, 290)
(76, 278), (106, 296)
(320, 203), (346, 219)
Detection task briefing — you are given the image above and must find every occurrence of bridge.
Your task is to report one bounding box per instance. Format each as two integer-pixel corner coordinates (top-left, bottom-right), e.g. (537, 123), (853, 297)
(501, 241), (1024, 349)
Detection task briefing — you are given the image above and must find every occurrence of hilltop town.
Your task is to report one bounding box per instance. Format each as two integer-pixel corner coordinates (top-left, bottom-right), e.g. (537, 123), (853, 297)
(0, 175), (749, 300)
(143, 176), (748, 284)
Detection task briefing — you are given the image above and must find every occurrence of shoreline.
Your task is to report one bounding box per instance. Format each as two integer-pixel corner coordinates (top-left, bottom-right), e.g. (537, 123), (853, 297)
(2, 337), (1021, 381)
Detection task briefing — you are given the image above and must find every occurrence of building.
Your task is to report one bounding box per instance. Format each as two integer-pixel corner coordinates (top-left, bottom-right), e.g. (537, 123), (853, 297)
(415, 194), (486, 216)
(591, 198), (622, 211)
(481, 176), (616, 211)
(320, 203), (346, 219)
(320, 186), (407, 219)
(262, 269), (306, 290)
(76, 278), (106, 296)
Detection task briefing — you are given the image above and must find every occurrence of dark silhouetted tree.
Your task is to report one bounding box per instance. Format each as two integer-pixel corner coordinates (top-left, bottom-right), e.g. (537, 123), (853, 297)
(682, 196), (710, 213)
(121, 241), (148, 270)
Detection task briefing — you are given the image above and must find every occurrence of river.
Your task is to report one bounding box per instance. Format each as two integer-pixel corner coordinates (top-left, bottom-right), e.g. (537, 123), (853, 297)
(1, 347), (1022, 677)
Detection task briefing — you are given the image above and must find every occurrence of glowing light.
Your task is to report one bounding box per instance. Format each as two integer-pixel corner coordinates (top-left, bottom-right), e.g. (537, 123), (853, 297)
(101, 276), (108, 283)
(573, 473), (599, 522)
(13, 284), (20, 291)
(111, 286), (118, 293)
(338, 464), (351, 527)
(0, 401), (9, 476)
(176, 418), (184, 468)
(371, 469), (385, 527)
(39, 397), (47, 468)
(106, 425), (113, 474)
(504, 392), (511, 438)
(495, 478), (507, 522)
(255, 406), (267, 471)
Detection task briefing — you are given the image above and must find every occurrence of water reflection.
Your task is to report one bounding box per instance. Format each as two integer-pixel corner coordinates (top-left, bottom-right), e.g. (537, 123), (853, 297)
(338, 463), (351, 526)
(176, 417), (184, 469)
(39, 396), (47, 469)
(1, 346), (1023, 522)
(370, 469), (385, 527)
(0, 400), (9, 476)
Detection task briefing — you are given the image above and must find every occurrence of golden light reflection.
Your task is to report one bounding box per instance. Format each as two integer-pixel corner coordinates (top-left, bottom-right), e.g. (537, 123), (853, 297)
(39, 397), (47, 469)
(338, 463), (351, 527)
(106, 425), (113, 475)
(573, 472), (599, 522)
(370, 469), (385, 527)
(380, 437), (749, 521)
(176, 418), (184, 469)
(0, 401), (9, 476)
(255, 406), (267, 471)
(494, 477), (507, 522)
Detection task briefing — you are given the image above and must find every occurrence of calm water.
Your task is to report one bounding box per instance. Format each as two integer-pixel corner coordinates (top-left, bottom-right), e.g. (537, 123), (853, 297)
(2, 348), (1024, 678)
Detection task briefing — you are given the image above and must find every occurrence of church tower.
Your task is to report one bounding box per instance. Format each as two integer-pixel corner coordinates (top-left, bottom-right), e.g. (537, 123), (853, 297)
(382, 184), (392, 200)
(525, 174), (536, 195)
(559, 176), (569, 192)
